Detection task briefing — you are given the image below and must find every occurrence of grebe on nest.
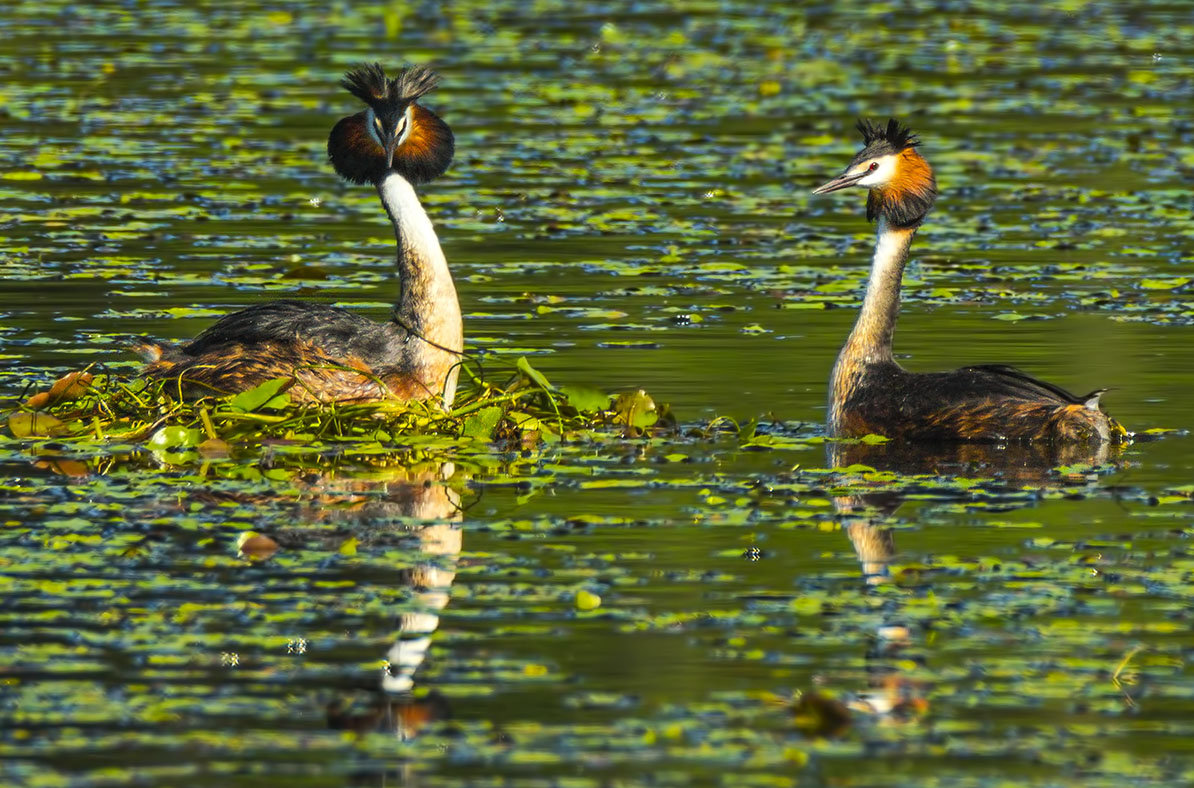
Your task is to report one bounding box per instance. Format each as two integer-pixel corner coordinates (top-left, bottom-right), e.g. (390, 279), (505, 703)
(137, 63), (463, 407)
(814, 119), (1126, 444)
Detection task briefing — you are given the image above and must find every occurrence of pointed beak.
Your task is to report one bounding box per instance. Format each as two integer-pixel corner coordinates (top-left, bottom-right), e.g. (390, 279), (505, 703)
(384, 138), (398, 170)
(812, 170), (866, 195)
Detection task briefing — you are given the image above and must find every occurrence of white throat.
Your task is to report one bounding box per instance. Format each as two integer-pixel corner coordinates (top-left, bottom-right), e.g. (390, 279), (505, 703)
(845, 216), (915, 364)
(378, 172), (444, 267)
(375, 170), (463, 408)
(865, 217), (908, 314)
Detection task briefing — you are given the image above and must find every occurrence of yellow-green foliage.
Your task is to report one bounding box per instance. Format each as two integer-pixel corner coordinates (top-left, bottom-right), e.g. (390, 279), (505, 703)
(4, 358), (671, 454)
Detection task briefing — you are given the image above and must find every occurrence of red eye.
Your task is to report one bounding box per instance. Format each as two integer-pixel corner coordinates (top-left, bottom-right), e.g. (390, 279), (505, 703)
(868, 162), (879, 172)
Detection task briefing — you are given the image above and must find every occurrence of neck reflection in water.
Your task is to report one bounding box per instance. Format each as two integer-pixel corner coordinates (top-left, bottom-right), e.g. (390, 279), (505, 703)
(320, 463), (463, 742)
(800, 439), (1126, 733)
(832, 439), (1121, 584)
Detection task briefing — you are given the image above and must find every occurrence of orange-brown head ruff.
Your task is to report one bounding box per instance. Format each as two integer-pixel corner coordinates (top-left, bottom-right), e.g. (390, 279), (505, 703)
(864, 147), (935, 228)
(328, 63), (454, 186)
(813, 118), (937, 229)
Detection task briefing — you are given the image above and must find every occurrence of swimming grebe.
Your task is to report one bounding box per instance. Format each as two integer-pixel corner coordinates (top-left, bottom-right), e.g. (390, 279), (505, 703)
(814, 119), (1124, 444)
(137, 64), (463, 407)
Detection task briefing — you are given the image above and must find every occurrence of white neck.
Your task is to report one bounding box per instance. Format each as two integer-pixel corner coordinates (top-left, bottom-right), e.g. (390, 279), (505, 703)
(377, 172), (464, 407)
(841, 216), (915, 364)
(827, 217), (916, 434)
(378, 173), (443, 270)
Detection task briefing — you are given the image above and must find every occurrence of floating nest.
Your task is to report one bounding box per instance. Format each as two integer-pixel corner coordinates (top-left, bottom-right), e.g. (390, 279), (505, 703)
(2, 357), (674, 460)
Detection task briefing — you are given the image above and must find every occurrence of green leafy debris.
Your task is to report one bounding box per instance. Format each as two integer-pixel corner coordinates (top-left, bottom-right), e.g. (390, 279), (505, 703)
(3, 359), (671, 459)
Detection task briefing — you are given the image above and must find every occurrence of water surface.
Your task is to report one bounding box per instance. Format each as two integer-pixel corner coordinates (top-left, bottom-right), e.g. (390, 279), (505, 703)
(3, 2), (1194, 786)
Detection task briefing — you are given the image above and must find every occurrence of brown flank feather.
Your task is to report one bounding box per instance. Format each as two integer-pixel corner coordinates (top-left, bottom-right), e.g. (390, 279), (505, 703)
(832, 360), (1125, 444)
(143, 338), (452, 404)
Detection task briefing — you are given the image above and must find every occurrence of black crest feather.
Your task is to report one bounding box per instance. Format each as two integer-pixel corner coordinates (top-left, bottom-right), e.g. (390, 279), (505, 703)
(341, 63), (390, 105)
(340, 63), (442, 110)
(855, 118), (919, 151)
(391, 66), (441, 104)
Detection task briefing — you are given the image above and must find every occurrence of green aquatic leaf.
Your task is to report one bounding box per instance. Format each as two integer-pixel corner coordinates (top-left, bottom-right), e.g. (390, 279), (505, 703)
(613, 390), (657, 429)
(516, 357), (554, 391)
(575, 589), (602, 610)
(1140, 277), (1189, 290)
(227, 378), (293, 412)
(462, 406), (503, 440)
(7, 412), (67, 438)
(559, 385), (610, 414)
(147, 426), (203, 451)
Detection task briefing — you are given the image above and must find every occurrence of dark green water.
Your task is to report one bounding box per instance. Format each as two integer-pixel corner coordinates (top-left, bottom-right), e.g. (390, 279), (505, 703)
(3, 2), (1194, 786)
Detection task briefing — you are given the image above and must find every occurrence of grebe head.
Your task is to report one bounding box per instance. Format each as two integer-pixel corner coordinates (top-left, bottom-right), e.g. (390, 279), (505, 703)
(813, 118), (937, 228)
(328, 63), (455, 186)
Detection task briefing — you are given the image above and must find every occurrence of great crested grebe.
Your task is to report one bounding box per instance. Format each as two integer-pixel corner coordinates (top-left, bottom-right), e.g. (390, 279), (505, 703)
(137, 63), (463, 407)
(814, 119), (1125, 444)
